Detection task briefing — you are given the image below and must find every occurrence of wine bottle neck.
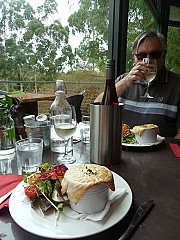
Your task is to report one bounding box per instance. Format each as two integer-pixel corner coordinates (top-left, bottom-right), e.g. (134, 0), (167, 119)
(101, 59), (118, 106)
(106, 69), (115, 80)
(106, 59), (115, 80)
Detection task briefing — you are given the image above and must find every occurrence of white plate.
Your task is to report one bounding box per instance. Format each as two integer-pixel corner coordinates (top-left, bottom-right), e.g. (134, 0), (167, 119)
(122, 135), (165, 147)
(9, 172), (132, 239)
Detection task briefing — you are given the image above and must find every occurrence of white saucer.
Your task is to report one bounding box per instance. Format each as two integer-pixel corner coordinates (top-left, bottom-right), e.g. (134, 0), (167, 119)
(122, 135), (165, 147)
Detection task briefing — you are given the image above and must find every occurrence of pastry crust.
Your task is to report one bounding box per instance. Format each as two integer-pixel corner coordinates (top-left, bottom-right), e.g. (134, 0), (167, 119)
(131, 124), (159, 137)
(61, 164), (115, 204)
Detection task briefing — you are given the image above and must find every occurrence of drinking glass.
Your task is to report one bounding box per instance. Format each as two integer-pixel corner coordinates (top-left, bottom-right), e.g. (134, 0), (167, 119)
(79, 116), (90, 144)
(141, 58), (157, 99)
(16, 138), (43, 173)
(54, 105), (77, 164)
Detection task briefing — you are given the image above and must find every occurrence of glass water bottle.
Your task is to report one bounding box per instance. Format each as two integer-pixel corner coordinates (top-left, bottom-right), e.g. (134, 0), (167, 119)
(50, 80), (72, 153)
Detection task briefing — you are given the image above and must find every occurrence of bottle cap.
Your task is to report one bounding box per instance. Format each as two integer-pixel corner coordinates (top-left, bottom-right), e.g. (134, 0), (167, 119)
(55, 79), (67, 93)
(36, 114), (47, 122)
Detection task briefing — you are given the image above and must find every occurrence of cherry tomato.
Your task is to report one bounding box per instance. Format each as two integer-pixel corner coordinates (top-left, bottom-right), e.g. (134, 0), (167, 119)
(25, 185), (39, 200)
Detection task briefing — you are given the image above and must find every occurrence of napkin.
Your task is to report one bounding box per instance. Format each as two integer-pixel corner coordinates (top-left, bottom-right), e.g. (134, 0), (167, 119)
(169, 143), (180, 157)
(0, 175), (23, 209)
(63, 188), (127, 221)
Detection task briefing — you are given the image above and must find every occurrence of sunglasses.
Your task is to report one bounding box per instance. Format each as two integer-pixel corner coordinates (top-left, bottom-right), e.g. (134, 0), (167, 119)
(135, 51), (162, 60)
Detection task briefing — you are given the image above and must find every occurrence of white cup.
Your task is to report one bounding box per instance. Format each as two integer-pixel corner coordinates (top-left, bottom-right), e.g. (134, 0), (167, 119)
(16, 138), (43, 173)
(69, 184), (108, 214)
(135, 128), (157, 144)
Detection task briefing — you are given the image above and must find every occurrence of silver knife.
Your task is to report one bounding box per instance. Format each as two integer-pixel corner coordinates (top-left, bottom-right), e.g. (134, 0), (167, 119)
(0, 190), (13, 205)
(119, 200), (154, 240)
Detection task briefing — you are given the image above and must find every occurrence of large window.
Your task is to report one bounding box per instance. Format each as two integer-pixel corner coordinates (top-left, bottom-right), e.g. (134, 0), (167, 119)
(0, 0), (109, 83)
(166, 27), (180, 73)
(126, 0), (157, 72)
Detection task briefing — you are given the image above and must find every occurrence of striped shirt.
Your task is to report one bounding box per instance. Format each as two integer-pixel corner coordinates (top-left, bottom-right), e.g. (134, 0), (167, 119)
(116, 67), (180, 137)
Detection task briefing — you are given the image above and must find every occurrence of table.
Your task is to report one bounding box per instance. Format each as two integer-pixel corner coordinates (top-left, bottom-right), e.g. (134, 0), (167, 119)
(8, 93), (55, 115)
(0, 138), (180, 240)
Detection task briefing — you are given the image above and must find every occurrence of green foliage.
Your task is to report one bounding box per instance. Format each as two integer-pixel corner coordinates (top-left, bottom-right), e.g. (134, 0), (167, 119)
(68, 0), (109, 71)
(0, 0), (179, 85)
(126, 0), (157, 71)
(0, 0), (72, 82)
(0, 95), (21, 116)
(126, 0), (180, 74)
(166, 27), (180, 73)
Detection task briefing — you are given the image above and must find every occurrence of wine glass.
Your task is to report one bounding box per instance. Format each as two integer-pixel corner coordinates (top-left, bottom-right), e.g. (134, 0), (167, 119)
(54, 105), (77, 164)
(141, 58), (157, 99)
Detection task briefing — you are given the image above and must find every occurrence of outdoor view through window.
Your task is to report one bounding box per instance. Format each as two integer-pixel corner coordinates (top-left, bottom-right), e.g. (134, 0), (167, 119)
(0, 0), (109, 115)
(0, 0), (179, 116)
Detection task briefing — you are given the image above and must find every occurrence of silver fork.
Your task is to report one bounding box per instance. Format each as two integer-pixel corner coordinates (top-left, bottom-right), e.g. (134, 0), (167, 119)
(0, 190), (13, 205)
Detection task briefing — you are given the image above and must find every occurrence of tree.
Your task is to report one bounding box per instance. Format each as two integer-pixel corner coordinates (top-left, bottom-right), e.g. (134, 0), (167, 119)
(0, 0), (179, 85)
(166, 27), (180, 73)
(68, 0), (109, 71)
(0, 0), (73, 84)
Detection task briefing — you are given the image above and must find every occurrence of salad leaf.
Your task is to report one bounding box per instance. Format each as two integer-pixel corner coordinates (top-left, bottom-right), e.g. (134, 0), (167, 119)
(122, 123), (136, 144)
(24, 163), (69, 217)
(37, 180), (53, 197)
(122, 132), (136, 144)
(23, 172), (31, 183)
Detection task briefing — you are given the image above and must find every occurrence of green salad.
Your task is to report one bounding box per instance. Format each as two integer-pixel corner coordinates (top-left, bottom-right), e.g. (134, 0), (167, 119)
(23, 163), (69, 224)
(122, 124), (136, 144)
(122, 131), (136, 144)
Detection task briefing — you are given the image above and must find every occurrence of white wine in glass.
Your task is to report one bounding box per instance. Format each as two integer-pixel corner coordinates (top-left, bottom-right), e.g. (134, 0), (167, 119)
(144, 72), (157, 84)
(54, 106), (77, 164)
(55, 123), (76, 140)
(141, 58), (157, 98)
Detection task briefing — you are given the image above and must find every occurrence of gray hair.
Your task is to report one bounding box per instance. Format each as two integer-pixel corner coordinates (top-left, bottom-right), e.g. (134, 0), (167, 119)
(132, 30), (167, 53)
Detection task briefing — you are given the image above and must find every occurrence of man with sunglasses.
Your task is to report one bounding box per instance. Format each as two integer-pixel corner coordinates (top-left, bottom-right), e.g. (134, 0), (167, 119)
(95, 30), (180, 139)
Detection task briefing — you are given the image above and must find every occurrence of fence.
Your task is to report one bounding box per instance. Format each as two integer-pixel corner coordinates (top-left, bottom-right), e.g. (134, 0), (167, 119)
(0, 80), (105, 115)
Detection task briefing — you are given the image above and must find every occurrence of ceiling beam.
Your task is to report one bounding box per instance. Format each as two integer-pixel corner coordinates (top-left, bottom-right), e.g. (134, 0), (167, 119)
(171, 0), (180, 6)
(144, 0), (161, 22)
(144, 0), (170, 39)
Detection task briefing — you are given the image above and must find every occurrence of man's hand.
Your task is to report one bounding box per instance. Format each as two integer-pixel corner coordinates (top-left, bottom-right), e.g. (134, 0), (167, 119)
(175, 129), (180, 139)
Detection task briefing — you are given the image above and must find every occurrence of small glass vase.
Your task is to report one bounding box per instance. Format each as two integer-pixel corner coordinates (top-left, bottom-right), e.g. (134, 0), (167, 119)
(0, 114), (16, 155)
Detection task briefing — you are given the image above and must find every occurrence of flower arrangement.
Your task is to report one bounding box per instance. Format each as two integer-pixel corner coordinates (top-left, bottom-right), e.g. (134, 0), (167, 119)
(0, 95), (21, 117)
(0, 95), (21, 150)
